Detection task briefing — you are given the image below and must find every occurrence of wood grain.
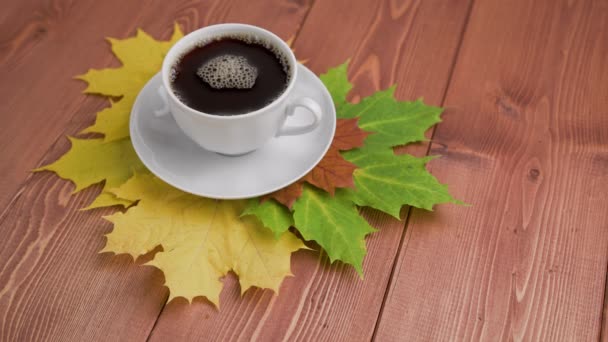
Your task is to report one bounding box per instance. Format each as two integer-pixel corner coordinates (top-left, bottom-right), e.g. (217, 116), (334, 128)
(375, 0), (608, 340)
(0, 162), (168, 341)
(0, 1), (311, 340)
(147, 0), (472, 340)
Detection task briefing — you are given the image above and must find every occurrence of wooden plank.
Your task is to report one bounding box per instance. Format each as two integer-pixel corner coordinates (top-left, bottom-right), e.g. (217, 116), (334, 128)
(0, 1), (312, 340)
(148, 0), (472, 340)
(375, 0), (608, 340)
(0, 0), (309, 211)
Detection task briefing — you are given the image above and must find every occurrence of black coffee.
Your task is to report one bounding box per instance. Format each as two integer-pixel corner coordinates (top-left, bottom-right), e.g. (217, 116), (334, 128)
(170, 36), (290, 115)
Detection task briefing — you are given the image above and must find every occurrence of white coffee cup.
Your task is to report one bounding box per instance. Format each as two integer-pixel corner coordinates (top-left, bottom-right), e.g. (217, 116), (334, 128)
(155, 23), (323, 156)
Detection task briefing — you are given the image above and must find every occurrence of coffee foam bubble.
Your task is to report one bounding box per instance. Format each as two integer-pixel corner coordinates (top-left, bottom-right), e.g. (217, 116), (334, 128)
(196, 55), (258, 89)
(169, 67), (178, 82)
(170, 33), (293, 84)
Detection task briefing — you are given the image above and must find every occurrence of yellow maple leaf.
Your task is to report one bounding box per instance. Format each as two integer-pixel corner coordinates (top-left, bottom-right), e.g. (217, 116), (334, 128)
(36, 137), (144, 208)
(78, 24), (183, 142)
(103, 173), (307, 306)
(84, 192), (132, 210)
(37, 25), (183, 209)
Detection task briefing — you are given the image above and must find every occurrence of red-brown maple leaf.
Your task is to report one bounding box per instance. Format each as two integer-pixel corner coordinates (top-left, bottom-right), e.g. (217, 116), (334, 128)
(262, 118), (370, 208)
(332, 117), (370, 150)
(302, 146), (357, 195)
(263, 182), (303, 209)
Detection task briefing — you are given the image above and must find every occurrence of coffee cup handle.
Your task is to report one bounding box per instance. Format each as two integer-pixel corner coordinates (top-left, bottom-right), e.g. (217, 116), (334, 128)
(154, 85), (171, 117)
(277, 97), (323, 136)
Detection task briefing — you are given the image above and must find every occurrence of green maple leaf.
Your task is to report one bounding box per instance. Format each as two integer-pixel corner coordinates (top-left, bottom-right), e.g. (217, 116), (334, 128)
(292, 186), (376, 275)
(343, 150), (461, 218)
(324, 62), (442, 151)
(319, 62), (352, 109)
(242, 199), (294, 239)
(345, 91), (441, 151)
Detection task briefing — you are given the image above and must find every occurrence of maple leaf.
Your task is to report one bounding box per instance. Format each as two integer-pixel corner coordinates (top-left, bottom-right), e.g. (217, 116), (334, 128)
(36, 137), (144, 208)
(301, 117), (370, 194)
(321, 62), (442, 151)
(261, 182), (303, 210)
(344, 92), (442, 151)
(262, 118), (369, 208)
(78, 24), (183, 142)
(292, 185), (376, 275)
(319, 62), (352, 109)
(242, 199), (294, 239)
(38, 25), (183, 209)
(84, 192), (133, 210)
(331, 117), (371, 150)
(103, 173), (306, 306)
(302, 146), (357, 194)
(343, 150), (462, 218)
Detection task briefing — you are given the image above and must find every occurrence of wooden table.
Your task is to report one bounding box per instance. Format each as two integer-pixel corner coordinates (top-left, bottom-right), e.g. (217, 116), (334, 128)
(1, 0), (607, 340)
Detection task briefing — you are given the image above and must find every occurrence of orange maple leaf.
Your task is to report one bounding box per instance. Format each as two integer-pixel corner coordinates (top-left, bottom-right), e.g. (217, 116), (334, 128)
(262, 118), (370, 208)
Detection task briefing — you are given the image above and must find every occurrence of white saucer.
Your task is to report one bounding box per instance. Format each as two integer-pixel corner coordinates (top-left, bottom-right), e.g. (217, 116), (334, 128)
(130, 64), (336, 199)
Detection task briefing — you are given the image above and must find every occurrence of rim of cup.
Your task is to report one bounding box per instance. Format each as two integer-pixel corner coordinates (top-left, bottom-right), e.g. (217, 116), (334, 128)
(161, 23), (299, 120)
